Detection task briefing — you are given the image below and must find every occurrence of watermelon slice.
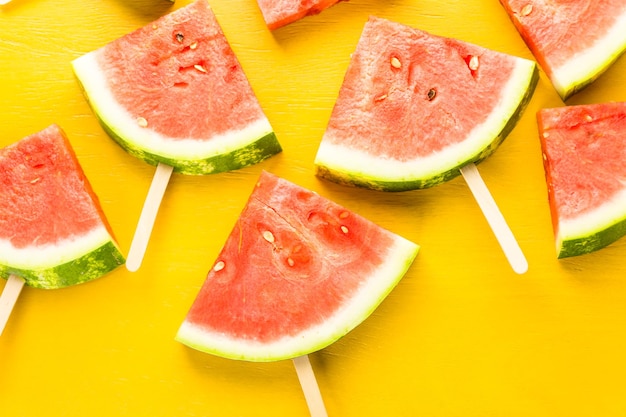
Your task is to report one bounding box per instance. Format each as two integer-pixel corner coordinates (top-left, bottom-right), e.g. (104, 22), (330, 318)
(255, 0), (343, 30)
(538, 102), (626, 258)
(0, 125), (125, 289)
(176, 171), (419, 362)
(314, 16), (539, 191)
(72, 0), (281, 175)
(499, 0), (626, 100)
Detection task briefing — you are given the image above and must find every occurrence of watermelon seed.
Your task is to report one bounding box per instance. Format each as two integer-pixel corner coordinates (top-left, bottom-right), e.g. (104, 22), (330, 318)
(137, 117), (148, 128)
(390, 56), (402, 69)
(262, 230), (275, 243)
(213, 261), (225, 272)
(374, 93), (387, 102)
(427, 88), (437, 101)
(190, 42), (198, 50)
(30, 177), (40, 184)
(468, 56), (479, 71)
(521, 4), (533, 16)
(287, 258), (295, 267)
(194, 64), (208, 73)
(339, 211), (349, 219)
(175, 33), (184, 43)
(341, 226), (349, 234)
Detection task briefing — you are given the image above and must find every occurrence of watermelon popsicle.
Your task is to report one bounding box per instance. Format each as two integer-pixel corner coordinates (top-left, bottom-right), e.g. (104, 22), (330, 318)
(0, 124), (125, 335)
(71, 0), (281, 271)
(314, 16), (539, 274)
(176, 171), (419, 416)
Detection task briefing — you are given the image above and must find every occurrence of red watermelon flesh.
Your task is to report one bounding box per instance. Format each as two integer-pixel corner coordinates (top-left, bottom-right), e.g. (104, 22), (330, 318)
(315, 16), (538, 190)
(176, 171), (419, 361)
(0, 125), (124, 288)
(72, 0), (281, 175)
(499, 0), (626, 99)
(98, 0), (264, 140)
(256, 0), (343, 30)
(538, 102), (626, 258)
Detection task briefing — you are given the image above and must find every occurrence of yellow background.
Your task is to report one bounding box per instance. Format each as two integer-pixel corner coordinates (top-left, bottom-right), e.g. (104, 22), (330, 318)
(2, 0), (626, 415)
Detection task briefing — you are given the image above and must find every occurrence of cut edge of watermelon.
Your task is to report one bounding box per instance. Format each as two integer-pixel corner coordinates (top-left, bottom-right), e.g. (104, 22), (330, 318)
(72, 51), (281, 175)
(0, 225), (125, 289)
(175, 236), (419, 362)
(314, 58), (538, 191)
(550, 12), (626, 100)
(556, 188), (626, 258)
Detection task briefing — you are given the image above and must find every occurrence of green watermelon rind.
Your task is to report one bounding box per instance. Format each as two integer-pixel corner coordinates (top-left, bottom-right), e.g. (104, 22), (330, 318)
(175, 237), (419, 362)
(71, 52), (282, 176)
(0, 238), (124, 289)
(529, 10), (626, 100)
(314, 59), (539, 191)
(556, 190), (626, 258)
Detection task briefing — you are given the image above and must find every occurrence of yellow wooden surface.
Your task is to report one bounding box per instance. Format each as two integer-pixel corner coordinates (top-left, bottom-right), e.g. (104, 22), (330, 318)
(2, 0), (626, 415)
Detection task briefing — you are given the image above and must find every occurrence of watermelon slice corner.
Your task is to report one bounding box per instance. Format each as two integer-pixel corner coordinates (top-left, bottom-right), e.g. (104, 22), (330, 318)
(499, 0), (626, 100)
(0, 124), (125, 289)
(255, 0), (344, 30)
(314, 16), (539, 191)
(538, 101), (626, 258)
(72, 0), (281, 176)
(176, 171), (419, 362)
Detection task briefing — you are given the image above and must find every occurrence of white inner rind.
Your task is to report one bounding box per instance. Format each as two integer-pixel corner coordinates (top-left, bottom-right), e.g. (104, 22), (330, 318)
(551, 12), (626, 96)
(176, 236), (418, 361)
(72, 51), (274, 160)
(0, 225), (113, 269)
(557, 187), (626, 250)
(314, 58), (536, 182)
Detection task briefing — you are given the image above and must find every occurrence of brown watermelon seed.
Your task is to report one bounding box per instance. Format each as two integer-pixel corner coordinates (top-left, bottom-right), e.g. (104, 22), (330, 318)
(521, 4), (533, 16)
(468, 56), (479, 71)
(213, 261), (225, 272)
(176, 33), (184, 43)
(262, 230), (275, 243)
(427, 88), (437, 101)
(137, 117), (148, 128)
(390, 56), (402, 69)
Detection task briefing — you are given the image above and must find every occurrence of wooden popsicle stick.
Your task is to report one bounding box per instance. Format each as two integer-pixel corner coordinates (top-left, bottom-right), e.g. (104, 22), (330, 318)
(0, 0), (13, 5)
(0, 274), (26, 336)
(293, 355), (329, 417)
(126, 162), (174, 272)
(460, 163), (528, 274)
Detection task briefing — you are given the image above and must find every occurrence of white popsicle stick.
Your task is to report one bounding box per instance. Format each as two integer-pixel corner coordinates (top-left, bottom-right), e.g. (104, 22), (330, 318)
(126, 162), (174, 272)
(0, 274), (26, 336)
(460, 163), (528, 274)
(0, 0), (12, 5)
(293, 355), (329, 417)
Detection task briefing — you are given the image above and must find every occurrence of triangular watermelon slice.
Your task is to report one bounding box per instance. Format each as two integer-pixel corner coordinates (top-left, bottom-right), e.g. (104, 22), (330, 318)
(538, 102), (626, 258)
(176, 171), (419, 362)
(314, 16), (538, 191)
(255, 0), (343, 30)
(499, 0), (626, 100)
(72, 0), (281, 175)
(0, 125), (125, 289)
